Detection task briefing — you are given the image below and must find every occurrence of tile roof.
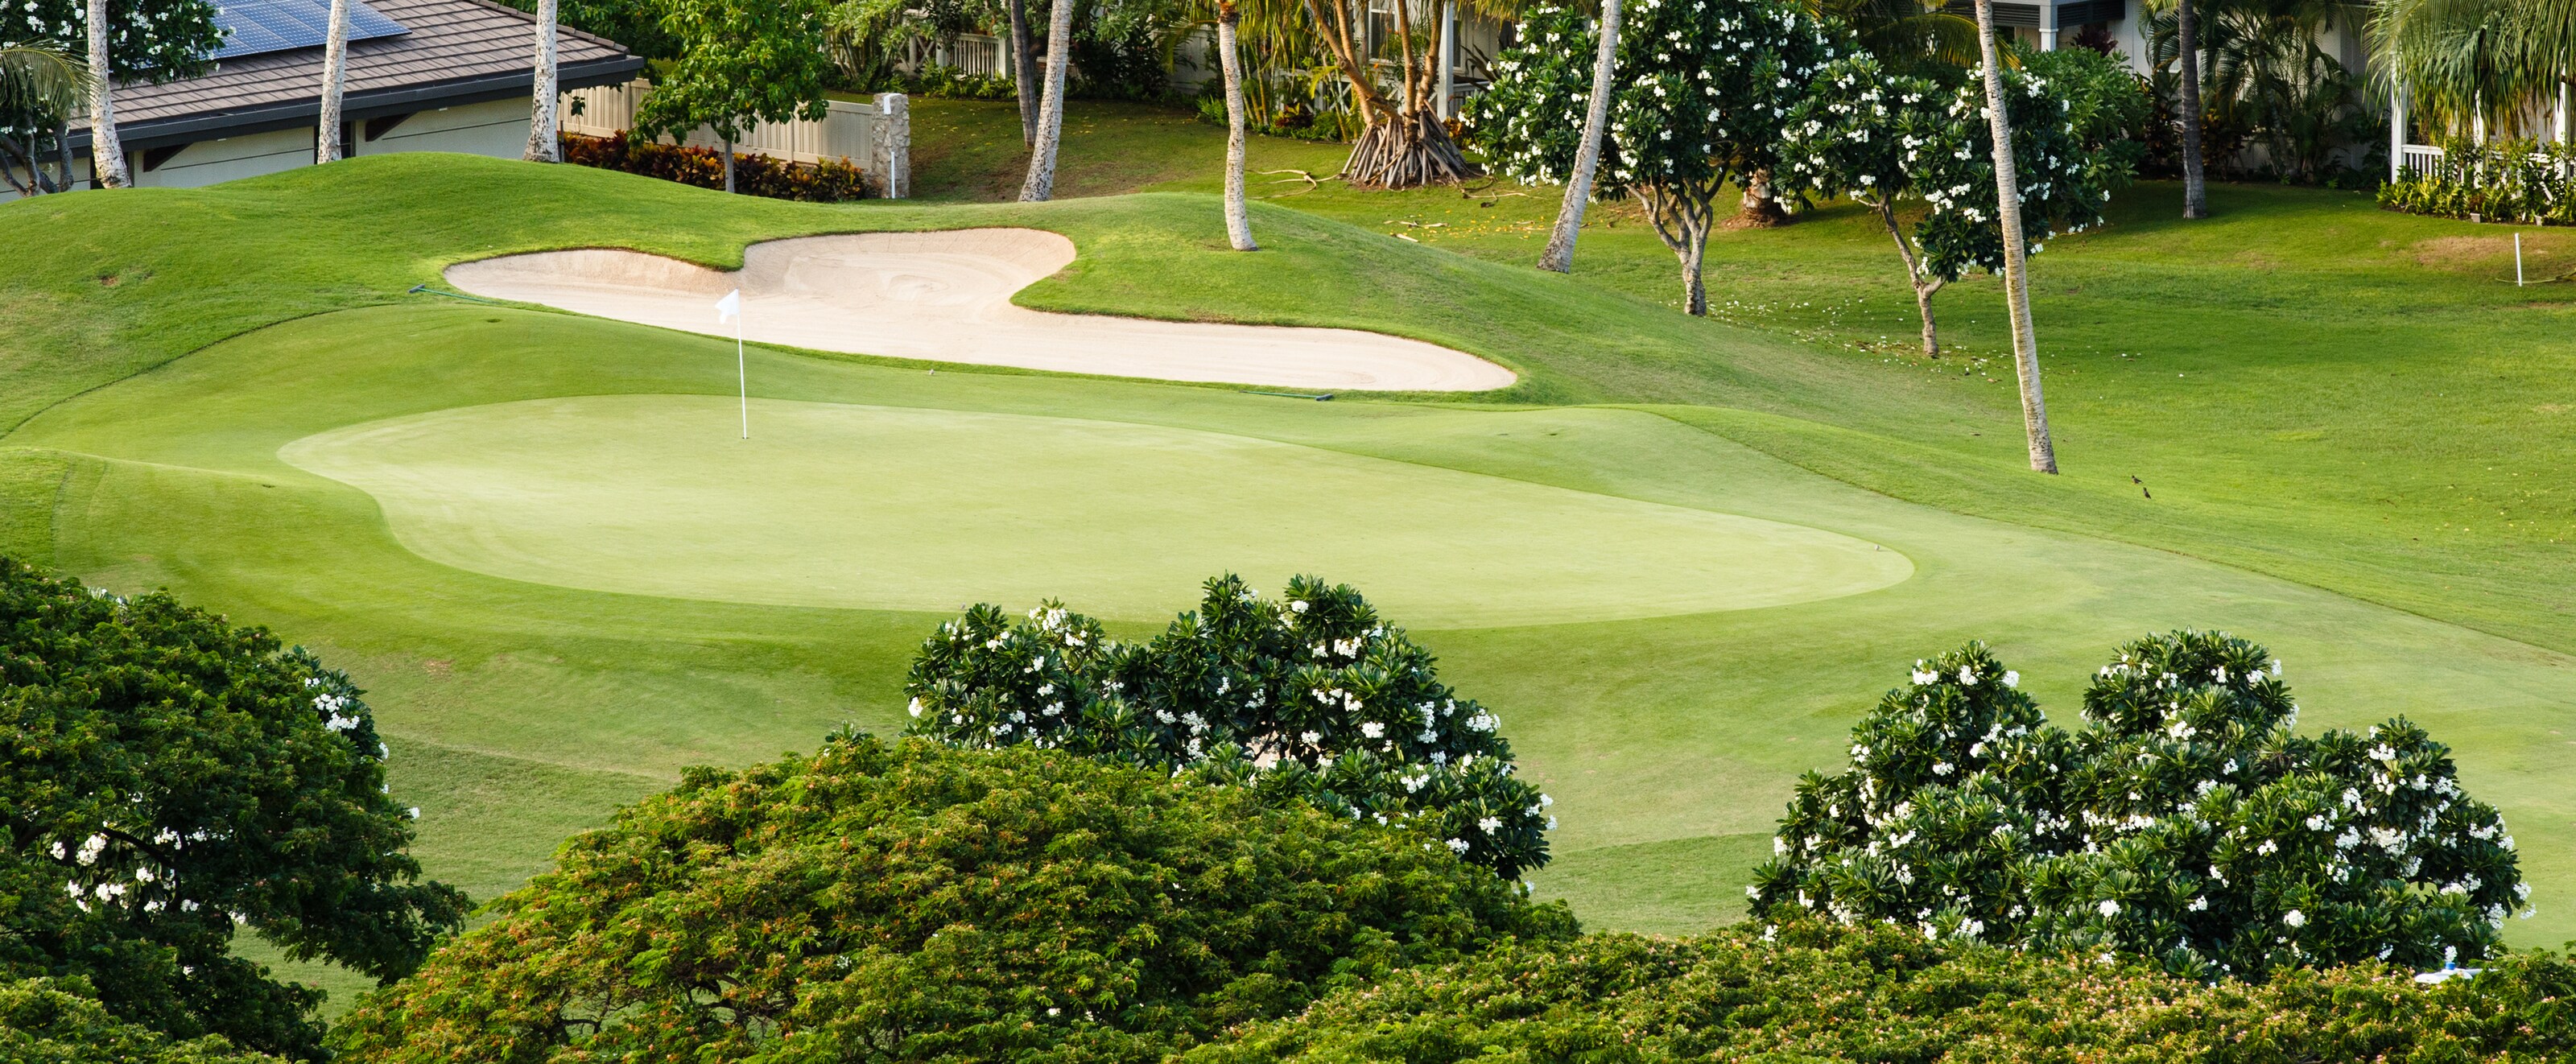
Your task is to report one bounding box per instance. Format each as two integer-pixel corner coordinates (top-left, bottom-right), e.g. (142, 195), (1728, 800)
(77, 0), (642, 146)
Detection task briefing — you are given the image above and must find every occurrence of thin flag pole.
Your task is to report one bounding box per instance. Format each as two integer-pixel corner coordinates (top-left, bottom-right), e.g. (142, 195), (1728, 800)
(715, 288), (746, 438)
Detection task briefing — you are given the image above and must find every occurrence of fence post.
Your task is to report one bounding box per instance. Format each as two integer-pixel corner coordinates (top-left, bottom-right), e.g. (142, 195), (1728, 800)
(873, 93), (910, 199)
(2389, 84), (2406, 184)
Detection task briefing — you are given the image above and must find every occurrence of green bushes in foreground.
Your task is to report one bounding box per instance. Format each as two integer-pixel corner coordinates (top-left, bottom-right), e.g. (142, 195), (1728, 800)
(332, 734), (1575, 1063)
(0, 977), (283, 1062)
(2380, 138), (2576, 225)
(1185, 920), (2576, 1062)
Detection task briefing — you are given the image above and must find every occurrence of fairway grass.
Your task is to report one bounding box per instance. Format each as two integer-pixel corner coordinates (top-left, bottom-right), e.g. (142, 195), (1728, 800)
(279, 393), (1906, 625)
(2, 151), (2571, 1006)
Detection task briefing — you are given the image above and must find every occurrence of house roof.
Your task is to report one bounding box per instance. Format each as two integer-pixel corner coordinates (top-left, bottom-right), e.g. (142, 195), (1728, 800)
(74, 0), (644, 150)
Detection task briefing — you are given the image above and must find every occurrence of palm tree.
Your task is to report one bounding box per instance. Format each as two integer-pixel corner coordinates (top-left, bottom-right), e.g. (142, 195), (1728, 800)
(85, 0), (127, 187)
(1216, 0), (1257, 250)
(316, 0), (352, 163)
(0, 43), (93, 195)
(526, 0), (561, 162)
(1009, 0), (1038, 144)
(1969, 2), (2058, 474)
(2176, 0), (2208, 216)
(1538, 0), (1619, 273)
(2372, 0), (2536, 142)
(1018, 0), (1074, 200)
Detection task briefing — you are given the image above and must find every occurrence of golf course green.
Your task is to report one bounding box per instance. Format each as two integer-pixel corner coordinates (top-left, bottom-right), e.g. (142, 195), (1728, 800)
(2, 147), (2570, 1007)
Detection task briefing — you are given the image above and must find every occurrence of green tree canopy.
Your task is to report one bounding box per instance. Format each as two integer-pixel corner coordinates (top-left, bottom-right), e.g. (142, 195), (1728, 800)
(1751, 631), (2528, 980)
(0, 559), (467, 1059)
(1183, 921), (2576, 1062)
(632, 0), (834, 146)
(332, 734), (1575, 1063)
(1468, 0), (1846, 313)
(0, 976), (283, 1063)
(904, 575), (1555, 878)
(1777, 47), (2144, 354)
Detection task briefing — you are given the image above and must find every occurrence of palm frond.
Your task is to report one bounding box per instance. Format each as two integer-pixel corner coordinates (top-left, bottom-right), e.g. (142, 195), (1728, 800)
(0, 43), (93, 121)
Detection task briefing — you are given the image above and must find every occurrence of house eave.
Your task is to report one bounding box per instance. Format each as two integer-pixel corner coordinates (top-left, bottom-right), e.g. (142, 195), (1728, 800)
(64, 53), (646, 153)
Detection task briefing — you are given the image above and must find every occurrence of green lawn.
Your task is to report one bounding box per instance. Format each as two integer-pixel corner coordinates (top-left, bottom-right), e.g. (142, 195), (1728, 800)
(1, 130), (2570, 1010)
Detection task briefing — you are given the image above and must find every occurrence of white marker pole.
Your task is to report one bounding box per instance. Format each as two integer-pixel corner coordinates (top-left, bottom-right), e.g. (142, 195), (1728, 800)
(715, 289), (746, 438)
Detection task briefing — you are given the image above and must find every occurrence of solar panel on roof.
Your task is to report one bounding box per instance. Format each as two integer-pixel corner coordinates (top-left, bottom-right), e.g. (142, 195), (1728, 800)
(213, 0), (408, 60)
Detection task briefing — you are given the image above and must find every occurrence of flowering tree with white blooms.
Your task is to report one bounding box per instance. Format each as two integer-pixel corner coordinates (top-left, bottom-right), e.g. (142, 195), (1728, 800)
(2, 0), (217, 194)
(1779, 47), (2144, 357)
(1752, 631), (2528, 980)
(905, 574), (1554, 877)
(1467, 0), (1843, 315)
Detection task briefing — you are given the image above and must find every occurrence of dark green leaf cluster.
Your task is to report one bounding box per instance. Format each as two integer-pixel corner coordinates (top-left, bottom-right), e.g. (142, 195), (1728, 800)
(0, 976), (282, 1063)
(1466, 0), (1845, 202)
(1752, 631), (2527, 980)
(633, 0), (837, 143)
(0, 558), (467, 1059)
(1183, 919), (2576, 1062)
(1781, 47), (2145, 282)
(904, 575), (1555, 877)
(332, 734), (1575, 1063)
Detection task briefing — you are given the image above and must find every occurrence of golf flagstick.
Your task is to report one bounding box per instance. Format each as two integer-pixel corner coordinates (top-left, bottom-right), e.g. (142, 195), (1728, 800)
(715, 289), (745, 439)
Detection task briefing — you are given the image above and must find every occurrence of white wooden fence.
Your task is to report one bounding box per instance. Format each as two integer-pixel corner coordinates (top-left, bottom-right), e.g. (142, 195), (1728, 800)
(562, 80), (910, 198)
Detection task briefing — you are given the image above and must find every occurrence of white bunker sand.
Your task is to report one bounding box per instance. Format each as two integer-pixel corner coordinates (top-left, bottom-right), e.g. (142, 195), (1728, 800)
(280, 395), (1910, 627)
(444, 229), (1516, 392)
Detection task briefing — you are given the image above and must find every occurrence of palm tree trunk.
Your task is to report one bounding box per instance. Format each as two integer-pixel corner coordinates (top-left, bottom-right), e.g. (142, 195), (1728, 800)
(1009, 0), (1038, 146)
(316, 0), (351, 164)
(1217, 2), (1257, 251)
(1971, 2), (2058, 473)
(1018, 0), (1075, 201)
(525, 0), (560, 162)
(1540, 0), (1620, 274)
(85, 0), (126, 188)
(2177, 0), (2207, 218)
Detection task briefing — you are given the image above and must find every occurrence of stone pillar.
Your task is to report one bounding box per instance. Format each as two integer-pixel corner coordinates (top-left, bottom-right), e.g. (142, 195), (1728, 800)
(1436, 1), (1456, 118)
(2037, 2), (2058, 51)
(2389, 84), (2406, 183)
(872, 93), (910, 199)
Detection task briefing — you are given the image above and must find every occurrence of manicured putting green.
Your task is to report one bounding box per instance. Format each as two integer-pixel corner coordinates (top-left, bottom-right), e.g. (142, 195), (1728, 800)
(280, 394), (1911, 626)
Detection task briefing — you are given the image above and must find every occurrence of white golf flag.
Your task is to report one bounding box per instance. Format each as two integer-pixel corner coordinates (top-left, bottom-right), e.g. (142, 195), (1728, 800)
(715, 289), (741, 322)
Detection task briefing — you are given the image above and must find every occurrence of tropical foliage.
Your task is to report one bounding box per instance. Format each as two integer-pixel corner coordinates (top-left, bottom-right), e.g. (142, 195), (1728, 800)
(0, 977), (283, 1063)
(330, 734), (1575, 1063)
(2145, 0), (2380, 184)
(904, 575), (1556, 878)
(1752, 631), (2528, 981)
(1468, 0), (1845, 313)
(2, 0), (218, 193)
(558, 130), (873, 199)
(1183, 921), (2576, 1062)
(1780, 47), (2145, 355)
(0, 558), (467, 1059)
(2380, 135), (2576, 223)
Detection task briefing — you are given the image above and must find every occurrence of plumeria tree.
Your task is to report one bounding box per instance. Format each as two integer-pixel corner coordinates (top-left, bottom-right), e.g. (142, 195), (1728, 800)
(905, 574), (1555, 877)
(0, 559), (466, 1059)
(2, 0), (217, 193)
(1780, 49), (2144, 357)
(1469, 0), (1844, 314)
(1751, 631), (2528, 981)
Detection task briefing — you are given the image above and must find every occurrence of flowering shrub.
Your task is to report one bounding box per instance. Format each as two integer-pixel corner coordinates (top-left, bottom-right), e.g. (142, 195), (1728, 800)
(904, 574), (1555, 877)
(2380, 138), (2576, 225)
(556, 132), (869, 201)
(331, 735), (1575, 1063)
(1183, 919), (2576, 1062)
(1751, 631), (2527, 980)
(1464, 0), (1844, 313)
(0, 558), (466, 1059)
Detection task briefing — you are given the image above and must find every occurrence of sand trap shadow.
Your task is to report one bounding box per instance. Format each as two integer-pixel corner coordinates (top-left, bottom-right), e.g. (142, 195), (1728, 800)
(444, 229), (1517, 392)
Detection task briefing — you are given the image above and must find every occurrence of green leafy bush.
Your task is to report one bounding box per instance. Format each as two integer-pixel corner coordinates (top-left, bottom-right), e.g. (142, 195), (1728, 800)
(904, 575), (1555, 877)
(332, 734), (1574, 1063)
(1752, 631), (2527, 980)
(0, 558), (466, 1060)
(0, 977), (283, 1063)
(558, 132), (871, 201)
(1183, 920), (2576, 1062)
(2380, 138), (2576, 225)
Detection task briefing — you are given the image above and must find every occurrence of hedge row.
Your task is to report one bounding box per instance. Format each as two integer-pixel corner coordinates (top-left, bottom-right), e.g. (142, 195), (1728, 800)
(558, 132), (869, 201)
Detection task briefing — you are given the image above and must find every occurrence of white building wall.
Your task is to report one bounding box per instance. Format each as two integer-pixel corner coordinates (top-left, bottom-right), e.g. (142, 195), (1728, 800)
(134, 126), (316, 189)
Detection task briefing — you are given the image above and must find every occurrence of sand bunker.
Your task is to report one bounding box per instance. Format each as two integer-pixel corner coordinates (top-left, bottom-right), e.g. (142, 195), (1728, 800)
(444, 229), (1516, 392)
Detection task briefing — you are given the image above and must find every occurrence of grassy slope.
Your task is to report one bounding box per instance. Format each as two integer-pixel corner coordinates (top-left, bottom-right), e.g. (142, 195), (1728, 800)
(2, 138), (2571, 989)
